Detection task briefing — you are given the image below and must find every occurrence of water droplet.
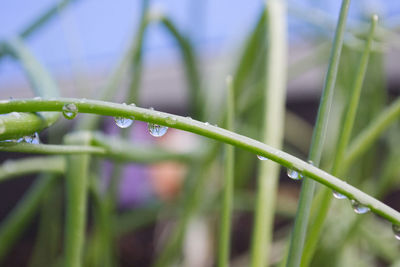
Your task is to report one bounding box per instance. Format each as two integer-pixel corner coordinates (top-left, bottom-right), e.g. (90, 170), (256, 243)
(392, 224), (400, 240)
(204, 122), (210, 126)
(114, 116), (134, 128)
(257, 155), (268, 160)
(333, 191), (347, 199)
(287, 169), (303, 180)
(148, 123), (168, 137)
(23, 133), (40, 144)
(62, 104), (78, 120)
(351, 200), (370, 214)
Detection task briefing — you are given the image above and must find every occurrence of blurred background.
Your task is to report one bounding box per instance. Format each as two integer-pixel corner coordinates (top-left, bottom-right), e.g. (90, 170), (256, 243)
(1, 0), (400, 266)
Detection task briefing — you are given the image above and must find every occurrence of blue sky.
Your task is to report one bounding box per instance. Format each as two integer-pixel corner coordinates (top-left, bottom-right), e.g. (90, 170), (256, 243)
(0, 0), (399, 87)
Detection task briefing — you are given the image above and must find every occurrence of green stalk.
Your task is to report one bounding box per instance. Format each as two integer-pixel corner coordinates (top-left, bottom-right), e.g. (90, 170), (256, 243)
(0, 143), (105, 154)
(125, 0), (149, 104)
(91, 132), (199, 163)
(153, 145), (219, 267)
(63, 134), (91, 267)
(20, 0), (78, 39)
(76, 0), (150, 131)
(251, 0), (287, 266)
(0, 34), (62, 265)
(114, 202), (162, 237)
(0, 0), (77, 58)
(1, 98), (400, 225)
(156, 16), (202, 118)
(0, 174), (56, 263)
(0, 156), (65, 182)
(0, 134), (198, 163)
(344, 97), (400, 167)
(286, 1), (350, 266)
(301, 16), (378, 267)
(1, 38), (60, 140)
(29, 182), (63, 267)
(218, 77), (235, 267)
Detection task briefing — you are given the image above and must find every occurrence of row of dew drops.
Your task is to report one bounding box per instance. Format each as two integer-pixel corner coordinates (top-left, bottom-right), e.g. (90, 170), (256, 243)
(63, 103), (168, 137)
(2, 103), (399, 240)
(257, 155), (400, 241)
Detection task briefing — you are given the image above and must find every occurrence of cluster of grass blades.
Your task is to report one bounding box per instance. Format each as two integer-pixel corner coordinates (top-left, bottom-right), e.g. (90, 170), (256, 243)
(0, 0), (399, 266)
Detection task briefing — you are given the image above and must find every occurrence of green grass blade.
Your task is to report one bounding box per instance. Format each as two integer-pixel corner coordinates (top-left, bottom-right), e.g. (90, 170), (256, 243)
(1, 98), (400, 225)
(0, 156), (65, 182)
(0, 143), (105, 154)
(124, 0), (149, 104)
(157, 16), (203, 118)
(63, 134), (91, 267)
(91, 132), (200, 163)
(251, 0), (287, 266)
(344, 97), (400, 168)
(0, 0), (77, 58)
(152, 145), (219, 267)
(1, 38), (59, 140)
(20, 0), (78, 39)
(0, 174), (56, 263)
(29, 182), (63, 267)
(301, 15), (378, 267)
(77, 0), (150, 130)
(286, 1), (351, 266)
(218, 76), (235, 267)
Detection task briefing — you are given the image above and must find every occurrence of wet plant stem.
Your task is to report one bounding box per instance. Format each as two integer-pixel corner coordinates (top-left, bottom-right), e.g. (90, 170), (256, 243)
(1, 98), (400, 225)
(286, 1), (350, 266)
(301, 15), (378, 267)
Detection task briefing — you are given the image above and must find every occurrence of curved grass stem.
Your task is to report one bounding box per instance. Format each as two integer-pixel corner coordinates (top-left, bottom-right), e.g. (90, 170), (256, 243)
(1, 98), (399, 224)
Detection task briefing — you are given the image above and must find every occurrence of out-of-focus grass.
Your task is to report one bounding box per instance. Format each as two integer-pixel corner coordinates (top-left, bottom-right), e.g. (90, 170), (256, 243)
(0, 1), (399, 267)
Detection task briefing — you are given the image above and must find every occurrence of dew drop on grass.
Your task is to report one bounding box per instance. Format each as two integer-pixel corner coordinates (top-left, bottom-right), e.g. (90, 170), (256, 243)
(257, 155), (267, 160)
(333, 191), (347, 199)
(23, 132), (40, 144)
(392, 224), (400, 240)
(114, 116), (134, 128)
(148, 123), (168, 137)
(287, 169), (303, 180)
(62, 103), (78, 120)
(351, 200), (370, 214)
